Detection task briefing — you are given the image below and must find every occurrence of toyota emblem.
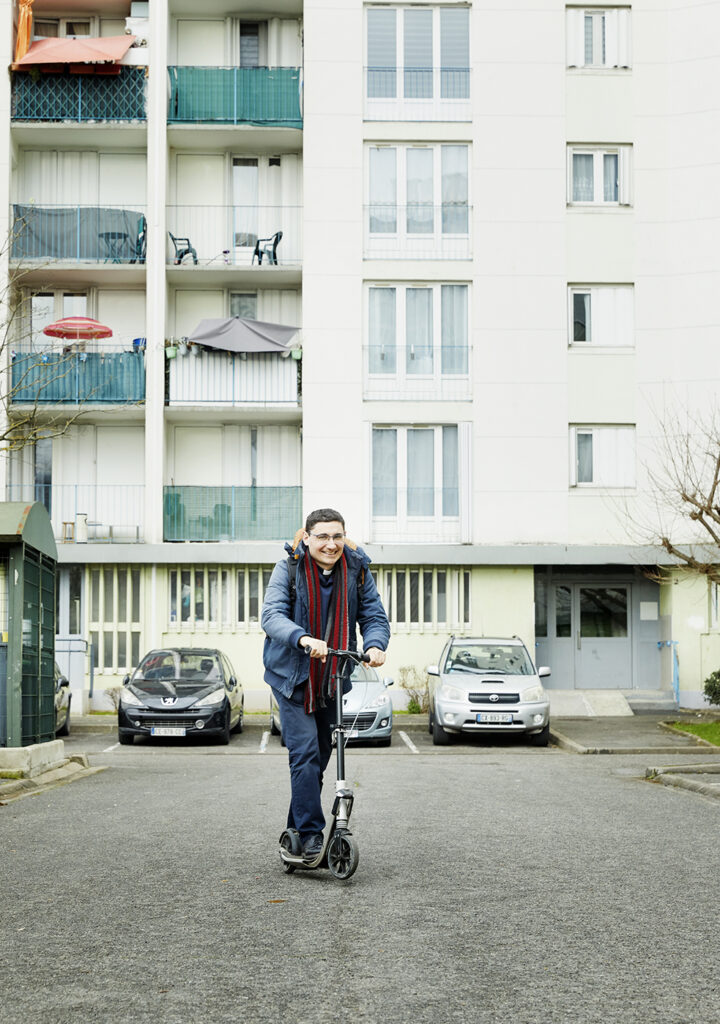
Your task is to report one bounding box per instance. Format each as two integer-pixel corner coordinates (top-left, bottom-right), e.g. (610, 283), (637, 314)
(489, 693), (500, 702)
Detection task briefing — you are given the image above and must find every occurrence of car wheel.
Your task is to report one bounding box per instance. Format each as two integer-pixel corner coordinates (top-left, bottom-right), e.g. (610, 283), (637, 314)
(432, 711), (450, 746)
(270, 712), (281, 736)
(118, 729), (134, 745)
(56, 696), (71, 737)
(217, 709), (231, 745)
(528, 722), (550, 747)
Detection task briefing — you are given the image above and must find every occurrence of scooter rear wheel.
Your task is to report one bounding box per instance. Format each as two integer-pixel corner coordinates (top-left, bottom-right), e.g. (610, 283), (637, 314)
(327, 833), (359, 880)
(279, 829), (301, 873)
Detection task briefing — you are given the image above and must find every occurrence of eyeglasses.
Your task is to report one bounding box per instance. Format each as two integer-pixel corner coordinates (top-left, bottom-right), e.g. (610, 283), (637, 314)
(309, 533), (346, 543)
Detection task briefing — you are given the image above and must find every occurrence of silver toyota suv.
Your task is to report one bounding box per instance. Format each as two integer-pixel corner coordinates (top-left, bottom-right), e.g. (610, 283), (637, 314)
(427, 637), (551, 746)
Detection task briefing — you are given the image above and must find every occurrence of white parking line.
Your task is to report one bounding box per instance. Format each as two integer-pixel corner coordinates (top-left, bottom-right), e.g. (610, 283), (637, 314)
(102, 743), (120, 753)
(259, 731), (270, 753)
(398, 731), (419, 753)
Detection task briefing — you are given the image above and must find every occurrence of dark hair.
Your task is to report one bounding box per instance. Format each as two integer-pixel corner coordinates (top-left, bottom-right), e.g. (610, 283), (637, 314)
(305, 508), (345, 532)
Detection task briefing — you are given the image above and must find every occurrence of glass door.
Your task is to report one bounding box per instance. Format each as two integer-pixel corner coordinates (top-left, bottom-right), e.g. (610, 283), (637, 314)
(233, 158), (258, 262)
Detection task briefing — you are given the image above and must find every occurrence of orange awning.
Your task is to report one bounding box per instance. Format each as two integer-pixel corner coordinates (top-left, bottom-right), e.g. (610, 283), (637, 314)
(13, 35), (135, 68)
(14, 0), (34, 64)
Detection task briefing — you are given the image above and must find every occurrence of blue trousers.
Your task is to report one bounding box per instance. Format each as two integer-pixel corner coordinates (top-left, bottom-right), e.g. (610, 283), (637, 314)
(272, 682), (337, 840)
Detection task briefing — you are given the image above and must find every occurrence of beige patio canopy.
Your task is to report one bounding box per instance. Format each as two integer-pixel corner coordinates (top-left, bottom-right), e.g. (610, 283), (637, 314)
(187, 316), (300, 354)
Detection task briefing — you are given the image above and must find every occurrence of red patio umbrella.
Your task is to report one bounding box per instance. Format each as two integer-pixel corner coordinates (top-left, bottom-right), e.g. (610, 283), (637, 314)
(43, 317), (113, 341)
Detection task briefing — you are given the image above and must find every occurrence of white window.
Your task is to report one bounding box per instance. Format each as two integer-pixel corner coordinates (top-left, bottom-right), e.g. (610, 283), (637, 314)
(88, 567), (142, 672)
(366, 6), (470, 120)
(33, 17), (97, 39)
(566, 7), (632, 69)
(377, 566), (471, 631)
(568, 285), (633, 346)
(366, 144), (470, 258)
(570, 426), (635, 487)
(168, 565), (273, 630)
(366, 283), (469, 397)
(372, 423), (470, 541)
(567, 146), (632, 205)
(23, 290), (89, 351)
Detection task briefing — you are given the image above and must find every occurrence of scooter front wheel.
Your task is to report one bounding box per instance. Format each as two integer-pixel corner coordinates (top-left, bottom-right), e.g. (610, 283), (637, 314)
(327, 832), (359, 880)
(279, 829), (301, 873)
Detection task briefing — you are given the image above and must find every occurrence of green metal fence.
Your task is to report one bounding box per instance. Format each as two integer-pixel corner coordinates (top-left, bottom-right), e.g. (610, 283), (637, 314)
(11, 67), (147, 122)
(12, 350), (145, 405)
(164, 486), (301, 542)
(168, 67), (302, 127)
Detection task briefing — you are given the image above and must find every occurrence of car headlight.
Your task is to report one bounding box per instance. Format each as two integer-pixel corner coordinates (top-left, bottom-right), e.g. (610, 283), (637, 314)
(120, 686), (143, 708)
(191, 687), (226, 708)
(521, 684), (546, 703)
(365, 693), (391, 709)
(438, 683), (464, 702)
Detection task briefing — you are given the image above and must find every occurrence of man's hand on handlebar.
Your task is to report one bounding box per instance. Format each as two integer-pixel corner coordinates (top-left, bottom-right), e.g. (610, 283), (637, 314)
(300, 637), (328, 662)
(364, 647), (386, 668)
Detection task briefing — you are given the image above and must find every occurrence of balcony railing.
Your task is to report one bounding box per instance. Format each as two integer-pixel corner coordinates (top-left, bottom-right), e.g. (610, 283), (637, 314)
(364, 345), (471, 401)
(166, 205), (301, 265)
(364, 205), (471, 260)
(164, 486), (301, 542)
(8, 485), (145, 543)
(11, 67), (147, 122)
(365, 66), (471, 121)
(11, 205), (146, 264)
(168, 349), (299, 407)
(11, 346), (145, 405)
(168, 67), (302, 128)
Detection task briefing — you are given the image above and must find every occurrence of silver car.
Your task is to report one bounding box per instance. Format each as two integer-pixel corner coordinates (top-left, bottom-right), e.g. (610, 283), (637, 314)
(270, 661), (394, 746)
(427, 637), (551, 746)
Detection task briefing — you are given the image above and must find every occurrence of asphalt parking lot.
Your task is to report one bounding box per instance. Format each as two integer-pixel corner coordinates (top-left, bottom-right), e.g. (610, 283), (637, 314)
(3, 722), (720, 1024)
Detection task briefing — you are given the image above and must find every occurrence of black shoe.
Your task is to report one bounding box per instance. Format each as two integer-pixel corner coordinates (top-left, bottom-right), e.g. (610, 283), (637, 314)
(302, 833), (323, 861)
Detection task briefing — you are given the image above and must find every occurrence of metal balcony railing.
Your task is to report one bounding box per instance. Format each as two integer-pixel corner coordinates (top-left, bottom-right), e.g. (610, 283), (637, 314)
(164, 486), (302, 542)
(11, 346), (145, 405)
(167, 349), (299, 407)
(11, 205), (146, 264)
(8, 485), (145, 544)
(363, 345), (471, 401)
(168, 67), (302, 127)
(364, 204), (471, 260)
(166, 205), (301, 266)
(365, 66), (471, 122)
(11, 67), (147, 122)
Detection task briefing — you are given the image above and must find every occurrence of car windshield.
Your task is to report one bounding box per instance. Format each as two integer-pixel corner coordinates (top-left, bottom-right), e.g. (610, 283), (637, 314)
(445, 643), (534, 676)
(134, 651), (222, 684)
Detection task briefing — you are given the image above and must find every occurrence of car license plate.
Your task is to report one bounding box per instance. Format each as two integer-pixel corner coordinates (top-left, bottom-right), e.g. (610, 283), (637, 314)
(151, 726), (186, 737)
(476, 713), (513, 725)
(348, 729), (359, 738)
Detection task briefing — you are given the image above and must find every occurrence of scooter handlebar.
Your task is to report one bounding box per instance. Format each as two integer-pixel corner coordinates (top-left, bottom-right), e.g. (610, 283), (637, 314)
(326, 648), (370, 663)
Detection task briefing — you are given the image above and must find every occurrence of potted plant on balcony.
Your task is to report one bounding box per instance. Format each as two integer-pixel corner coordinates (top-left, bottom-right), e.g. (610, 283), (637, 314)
(165, 338), (178, 359)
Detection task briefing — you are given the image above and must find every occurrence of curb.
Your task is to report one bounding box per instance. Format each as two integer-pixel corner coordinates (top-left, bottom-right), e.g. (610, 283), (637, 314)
(646, 764), (720, 801)
(0, 757), (107, 804)
(548, 726), (717, 756)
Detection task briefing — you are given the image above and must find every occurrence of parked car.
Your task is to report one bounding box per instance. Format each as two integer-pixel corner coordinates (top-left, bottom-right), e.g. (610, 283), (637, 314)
(270, 660), (394, 746)
(118, 648), (244, 745)
(427, 637), (551, 746)
(55, 662), (71, 737)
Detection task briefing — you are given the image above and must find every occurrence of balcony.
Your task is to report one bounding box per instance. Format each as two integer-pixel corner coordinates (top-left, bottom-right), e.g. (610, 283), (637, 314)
(168, 349), (299, 408)
(167, 67), (302, 128)
(11, 346), (145, 406)
(164, 486), (301, 542)
(11, 67), (146, 123)
(365, 67), (471, 122)
(364, 205), (471, 260)
(11, 205), (146, 264)
(166, 205), (301, 267)
(8, 485), (145, 544)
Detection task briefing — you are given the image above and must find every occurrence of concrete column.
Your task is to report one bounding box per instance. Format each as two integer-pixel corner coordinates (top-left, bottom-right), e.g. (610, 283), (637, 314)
(144, 0), (169, 544)
(0, 0), (14, 498)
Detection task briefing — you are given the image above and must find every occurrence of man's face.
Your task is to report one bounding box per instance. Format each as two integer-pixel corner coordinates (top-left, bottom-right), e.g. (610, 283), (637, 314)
(304, 520), (345, 570)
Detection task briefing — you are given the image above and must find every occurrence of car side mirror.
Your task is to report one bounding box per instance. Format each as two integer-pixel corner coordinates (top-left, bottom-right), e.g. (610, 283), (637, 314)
(123, 674), (130, 685)
(427, 665), (439, 676)
(228, 676), (237, 689)
(538, 666), (551, 678)
(57, 675), (68, 692)
(383, 677), (394, 687)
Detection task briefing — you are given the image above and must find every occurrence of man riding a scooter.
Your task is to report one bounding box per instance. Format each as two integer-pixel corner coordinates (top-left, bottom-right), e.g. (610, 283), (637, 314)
(261, 508), (390, 864)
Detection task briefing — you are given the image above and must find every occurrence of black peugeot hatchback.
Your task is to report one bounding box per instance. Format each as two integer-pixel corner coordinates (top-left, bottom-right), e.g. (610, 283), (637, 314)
(118, 648), (244, 745)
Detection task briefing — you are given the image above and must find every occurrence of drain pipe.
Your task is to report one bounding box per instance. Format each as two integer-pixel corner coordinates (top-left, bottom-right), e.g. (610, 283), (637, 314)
(657, 641), (679, 704)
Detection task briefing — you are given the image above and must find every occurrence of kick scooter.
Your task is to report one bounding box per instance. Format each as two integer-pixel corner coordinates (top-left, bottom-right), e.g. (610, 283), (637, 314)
(278, 648), (368, 881)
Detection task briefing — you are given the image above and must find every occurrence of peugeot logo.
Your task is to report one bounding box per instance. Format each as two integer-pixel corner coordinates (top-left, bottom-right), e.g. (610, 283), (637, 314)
(161, 697), (177, 706)
(489, 693), (500, 702)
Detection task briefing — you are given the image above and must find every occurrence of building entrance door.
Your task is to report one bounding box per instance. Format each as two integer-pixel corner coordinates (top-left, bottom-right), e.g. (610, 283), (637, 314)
(551, 583), (632, 689)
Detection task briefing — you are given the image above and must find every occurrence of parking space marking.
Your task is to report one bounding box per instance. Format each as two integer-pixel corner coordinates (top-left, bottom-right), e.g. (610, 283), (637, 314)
(259, 731), (270, 753)
(102, 743), (120, 753)
(399, 731), (419, 753)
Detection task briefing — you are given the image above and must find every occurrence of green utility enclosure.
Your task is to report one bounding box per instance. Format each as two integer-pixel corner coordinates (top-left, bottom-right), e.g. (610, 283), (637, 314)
(0, 502), (57, 748)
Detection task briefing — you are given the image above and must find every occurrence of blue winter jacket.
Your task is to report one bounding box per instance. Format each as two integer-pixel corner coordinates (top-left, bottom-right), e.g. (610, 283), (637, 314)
(261, 540), (391, 698)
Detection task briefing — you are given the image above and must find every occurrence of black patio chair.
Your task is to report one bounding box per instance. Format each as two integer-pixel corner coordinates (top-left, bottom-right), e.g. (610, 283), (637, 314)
(169, 231), (198, 265)
(252, 230), (282, 265)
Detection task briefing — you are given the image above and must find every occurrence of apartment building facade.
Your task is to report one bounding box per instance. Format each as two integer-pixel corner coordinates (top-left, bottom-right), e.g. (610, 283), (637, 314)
(1, 0), (718, 710)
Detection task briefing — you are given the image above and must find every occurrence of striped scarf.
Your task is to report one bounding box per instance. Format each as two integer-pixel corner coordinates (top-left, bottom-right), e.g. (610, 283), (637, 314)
(303, 550), (349, 713)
